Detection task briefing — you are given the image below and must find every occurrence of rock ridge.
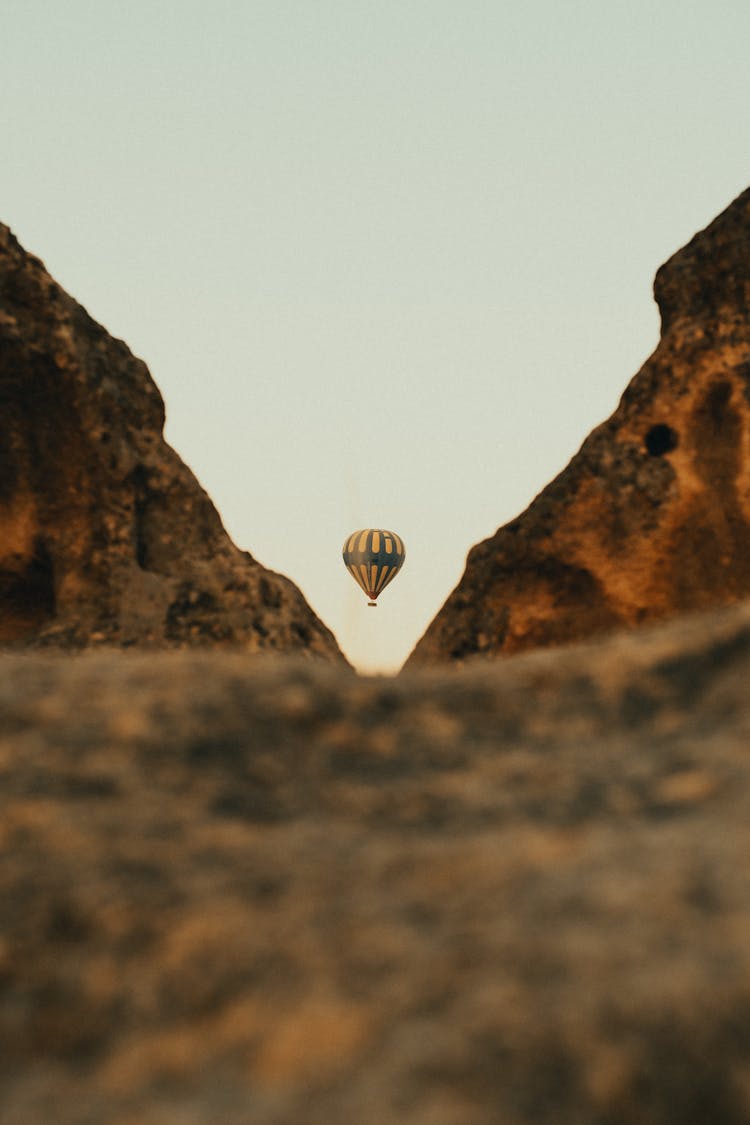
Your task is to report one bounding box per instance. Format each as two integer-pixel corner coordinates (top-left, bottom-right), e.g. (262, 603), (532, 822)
(0, 222), (345, 661)
(407, 185), (750, 666)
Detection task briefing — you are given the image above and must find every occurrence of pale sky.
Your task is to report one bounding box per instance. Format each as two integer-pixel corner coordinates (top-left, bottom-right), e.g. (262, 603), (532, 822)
(3, 1), (750, 670)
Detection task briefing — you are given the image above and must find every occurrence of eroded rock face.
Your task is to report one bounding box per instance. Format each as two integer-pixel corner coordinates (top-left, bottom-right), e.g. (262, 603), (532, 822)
(0, 223), (344, 660)
(407, 186), (750, 666)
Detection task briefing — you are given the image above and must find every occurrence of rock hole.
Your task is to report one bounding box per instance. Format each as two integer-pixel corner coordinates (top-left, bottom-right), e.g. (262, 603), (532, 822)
(0, 539), (56, 642)
(645, 423), (678, 457)
(132, 465), (152, 570)
(135, 521), (149, 570)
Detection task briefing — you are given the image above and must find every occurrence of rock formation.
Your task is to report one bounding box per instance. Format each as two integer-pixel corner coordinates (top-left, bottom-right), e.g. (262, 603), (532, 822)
(0, 223), (344, 660)
(4, 601), (750, 1123)
(407, 185), (750, 666)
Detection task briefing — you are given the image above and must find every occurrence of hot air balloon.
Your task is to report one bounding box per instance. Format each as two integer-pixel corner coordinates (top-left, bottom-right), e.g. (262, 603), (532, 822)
(342, 529), (405, 606)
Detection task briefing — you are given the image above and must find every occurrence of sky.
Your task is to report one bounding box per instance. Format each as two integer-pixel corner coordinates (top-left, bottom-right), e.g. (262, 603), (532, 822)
(3, 1), (750, 671)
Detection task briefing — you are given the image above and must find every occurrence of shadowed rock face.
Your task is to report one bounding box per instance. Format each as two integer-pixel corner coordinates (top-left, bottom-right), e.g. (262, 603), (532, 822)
(3, 602), (750, 1122)
(0, 223), (345, 660)
(407, 186), (750, 666)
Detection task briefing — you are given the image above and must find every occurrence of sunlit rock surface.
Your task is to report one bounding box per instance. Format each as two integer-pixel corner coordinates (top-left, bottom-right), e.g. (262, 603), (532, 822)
(0, 223), (344, 660)
(407, 186), (750, 666)
(3, 602), (750, 1123)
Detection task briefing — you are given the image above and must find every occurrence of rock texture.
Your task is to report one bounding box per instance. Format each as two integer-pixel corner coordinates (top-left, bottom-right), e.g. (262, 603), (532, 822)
(0, 223), (344, 660)
(408, 185), (750, 666)
(3, 603), (750, 1122)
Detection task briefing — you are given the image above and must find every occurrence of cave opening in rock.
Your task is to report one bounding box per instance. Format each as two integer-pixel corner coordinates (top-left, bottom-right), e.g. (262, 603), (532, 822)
(0, 539), (56, 642)
(645, 423), (679, 457)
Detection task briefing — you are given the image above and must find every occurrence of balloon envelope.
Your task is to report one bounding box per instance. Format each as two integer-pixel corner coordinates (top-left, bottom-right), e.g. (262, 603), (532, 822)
(342, 529), (405, 602)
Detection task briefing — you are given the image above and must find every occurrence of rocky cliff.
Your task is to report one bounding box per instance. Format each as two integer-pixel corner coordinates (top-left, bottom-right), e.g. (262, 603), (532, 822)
(407, 186), (750, 666)
(3, 602), (750, 1123)
(0, 223), (344, 660)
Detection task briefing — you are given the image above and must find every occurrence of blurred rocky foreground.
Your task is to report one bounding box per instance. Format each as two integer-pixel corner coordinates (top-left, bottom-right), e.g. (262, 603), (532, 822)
(4, 603), (750, 1124)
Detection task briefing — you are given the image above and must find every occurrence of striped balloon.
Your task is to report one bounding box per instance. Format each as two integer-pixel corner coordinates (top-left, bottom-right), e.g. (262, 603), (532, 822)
(342, 529), (405, 605)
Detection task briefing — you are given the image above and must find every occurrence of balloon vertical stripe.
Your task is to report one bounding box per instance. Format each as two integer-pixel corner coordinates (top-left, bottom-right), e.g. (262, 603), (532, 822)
(375, 565), (390, 593)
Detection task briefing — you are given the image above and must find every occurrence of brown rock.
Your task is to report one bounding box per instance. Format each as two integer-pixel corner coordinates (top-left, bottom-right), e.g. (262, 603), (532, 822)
(3, 602), (750, 1122)
(407, 185), (750, 666)
(0, 223), (345, 660)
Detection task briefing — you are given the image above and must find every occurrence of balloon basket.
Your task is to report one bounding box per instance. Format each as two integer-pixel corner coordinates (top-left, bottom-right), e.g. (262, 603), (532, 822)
(368, 602), (377, 607)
